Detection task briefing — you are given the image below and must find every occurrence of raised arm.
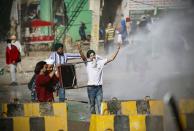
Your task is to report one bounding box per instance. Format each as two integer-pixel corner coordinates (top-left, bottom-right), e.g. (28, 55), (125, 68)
(105, 44), (121, 65)
(37, 70), (55, 86)
(77, 44), (87, 62)
(66, 53), (80, 60)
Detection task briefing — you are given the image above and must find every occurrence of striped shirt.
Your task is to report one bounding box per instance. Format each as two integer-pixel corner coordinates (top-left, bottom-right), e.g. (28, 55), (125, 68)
(49, 52), (80, 65)
(105, 27), (115, 41)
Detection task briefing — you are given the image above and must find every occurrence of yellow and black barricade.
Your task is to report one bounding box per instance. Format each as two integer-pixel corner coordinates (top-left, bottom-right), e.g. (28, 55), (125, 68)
(0, 102), (67, 117)
(101, 99), (194, 116)
(0, 102), (68, 131)
(90, 114), (194, 131)
(89, 114), (164, 131)
(179, 99), (194, 114)
(101, 99), (164, 116)
(0, 116), (67, 131)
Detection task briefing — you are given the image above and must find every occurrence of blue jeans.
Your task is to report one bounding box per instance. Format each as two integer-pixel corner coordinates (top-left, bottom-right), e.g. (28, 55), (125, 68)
(58, 87), (65, 102)
(87, 85), (103, 114)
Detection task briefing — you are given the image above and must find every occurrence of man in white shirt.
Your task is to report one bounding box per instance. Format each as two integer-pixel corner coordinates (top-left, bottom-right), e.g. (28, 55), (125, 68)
(77, 43), (121, 114)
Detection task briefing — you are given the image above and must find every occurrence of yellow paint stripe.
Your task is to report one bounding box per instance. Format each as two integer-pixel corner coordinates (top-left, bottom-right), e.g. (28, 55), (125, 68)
(53, 103), (67, 117)
(149, 100), (164, 115)
(129, 115), (146, 131)
(45, 116), (67, 131)
(13, 117), (30, 131)
(24, 103), (40, 116)
(2, 103), (7, 114)
(90, 115), (114, 131)
(101, 102), (108, 114)
(89, 115), (97, 131)
(180, 114), (187, 129)
(121, 101), (137, 115)
(179, 99), (194, 114)
(90, 115), (167, 131)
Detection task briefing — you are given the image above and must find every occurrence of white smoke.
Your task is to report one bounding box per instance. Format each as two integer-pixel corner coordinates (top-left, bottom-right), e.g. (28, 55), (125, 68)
(103, 8), (194, 100)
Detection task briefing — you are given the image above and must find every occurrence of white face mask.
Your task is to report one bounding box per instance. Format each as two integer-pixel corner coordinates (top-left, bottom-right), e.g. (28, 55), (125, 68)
(11, 40), (16, 43)
(91, 58), (97, 68)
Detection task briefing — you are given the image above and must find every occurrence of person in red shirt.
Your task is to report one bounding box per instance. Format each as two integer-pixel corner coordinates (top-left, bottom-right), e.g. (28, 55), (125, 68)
(6, 39), (20, 86)
(34, 61), (59, 102)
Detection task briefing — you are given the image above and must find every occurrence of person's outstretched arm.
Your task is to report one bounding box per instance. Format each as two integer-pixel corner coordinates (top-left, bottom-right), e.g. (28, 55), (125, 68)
(105, 44), (121, 65)
(77, 43), (87, 62)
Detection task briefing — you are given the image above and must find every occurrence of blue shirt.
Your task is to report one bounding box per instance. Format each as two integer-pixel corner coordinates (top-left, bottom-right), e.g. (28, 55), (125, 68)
(121, 18), (127, 34)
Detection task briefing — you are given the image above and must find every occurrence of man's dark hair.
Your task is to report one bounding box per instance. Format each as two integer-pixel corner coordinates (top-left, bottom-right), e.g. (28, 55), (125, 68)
(34, 61), (46, 74)
(54, 43), (63, 51)
(86, 50), (95, 58)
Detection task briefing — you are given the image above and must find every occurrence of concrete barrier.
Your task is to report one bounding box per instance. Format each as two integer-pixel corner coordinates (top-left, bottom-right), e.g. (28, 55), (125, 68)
(0, 103), (68, 131)
(0, 116), (67, 131)
(101, 99), (194, 115)
(89, 114), (164, 131)
(179, 99), (194, 114)
(0, 102), (67, 117)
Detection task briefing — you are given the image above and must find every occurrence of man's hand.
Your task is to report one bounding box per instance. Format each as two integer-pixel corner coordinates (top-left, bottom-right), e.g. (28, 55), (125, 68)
(53, 66), (57, 71)
(77, 43), (81, 50)
(55, 64), (61, 73)
(77, 43), (87, 61)
(55, 64), (61, 68)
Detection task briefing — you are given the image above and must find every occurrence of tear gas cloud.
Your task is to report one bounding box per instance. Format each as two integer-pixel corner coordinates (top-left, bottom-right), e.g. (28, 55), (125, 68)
(103, 7), (194, 100)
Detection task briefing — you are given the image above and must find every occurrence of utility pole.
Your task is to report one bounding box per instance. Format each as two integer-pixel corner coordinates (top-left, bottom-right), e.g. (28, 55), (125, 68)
(89, 0), (100, 52)
(17, 0), (21, 41)
(10, 0), (21, 40)
(40, 0), (53, 35)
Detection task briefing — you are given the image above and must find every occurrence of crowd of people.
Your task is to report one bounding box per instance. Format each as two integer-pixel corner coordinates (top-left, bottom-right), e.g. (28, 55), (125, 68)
(30, 42), (120, 114)
(104, 15), (129, 54)
(5, 14), (150, 114)
(5, 33), (121, 114)
(103, 14), (151, 54)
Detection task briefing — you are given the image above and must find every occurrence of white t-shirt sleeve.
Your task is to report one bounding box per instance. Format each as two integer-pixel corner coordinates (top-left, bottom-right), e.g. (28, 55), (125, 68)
(97, 58), (108, 69)
(96, 55), (103, 60)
